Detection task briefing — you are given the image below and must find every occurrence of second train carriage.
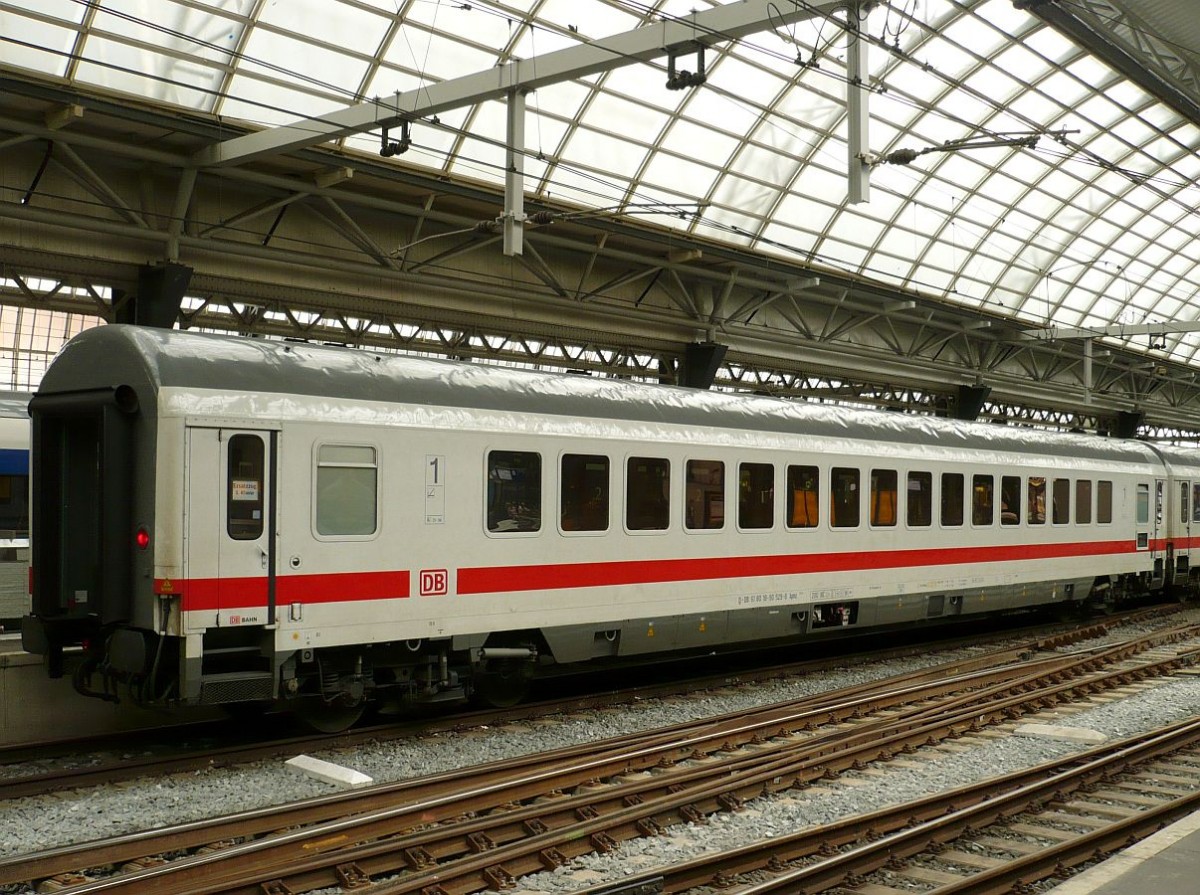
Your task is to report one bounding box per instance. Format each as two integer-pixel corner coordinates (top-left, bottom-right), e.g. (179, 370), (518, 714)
(19, 326), (1187, 726)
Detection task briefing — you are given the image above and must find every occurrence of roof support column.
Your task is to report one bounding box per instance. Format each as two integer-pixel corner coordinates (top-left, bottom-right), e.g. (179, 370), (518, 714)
(503, 89), (527, 257)
(1083, 337), (1093, 405)
(847, 2), (872, 204)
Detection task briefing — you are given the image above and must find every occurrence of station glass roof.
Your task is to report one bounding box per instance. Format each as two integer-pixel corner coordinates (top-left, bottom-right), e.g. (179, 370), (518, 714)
(3, 1), (1200, 361)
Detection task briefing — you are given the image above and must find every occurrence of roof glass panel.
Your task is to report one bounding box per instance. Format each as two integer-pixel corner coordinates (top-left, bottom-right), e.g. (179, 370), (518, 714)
(447, 102), (514, 181)
(643, 152), (722, 200)
(396, 1), (496, 36)
(0, 3), (84, 77)
(531, 0), (639, 35)
(806, 235), (868, 270)
(520, 79), (596, 122)
(1035, 70), (1091, 111)
(380, 26), (496, 84)
(220, 74), (346, 128)
(600, 66), (684, 114)
(556, 124), (652, 186)
(583, 89), (672, 145)
(258, 0), (388, 60)
(661, 118), (742, 168)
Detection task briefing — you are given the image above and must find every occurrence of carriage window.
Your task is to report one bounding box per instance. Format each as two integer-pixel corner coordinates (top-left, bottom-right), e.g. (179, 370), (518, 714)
(907, 471), (931, 527)
(1182, 483), (1189, 525)
(1098, 480), (1113, 524)
(870, 469), (897, 527)
(1135, 483), (1149, 525)
(787, 465), (819, 529)
(972, 475), (994, 526)
(831, 467), (860, 528)
(1027, 477), (1046, 525)
(561, 454), (609, 532)
(941, 473), (964, 527)
(315, 444), (377, 536)
(228, 434), (265, 540)
(627, 457), (669, 531)
(1077, 480), (1092, 524)
(487, 450), (542, 533)
(1052, 478), (1070, 525)
(1193, 483), (1200, 523)
(686, 459), (724, 530)
(739, 463), (774, 530)
(1000, 476), (1020, 526)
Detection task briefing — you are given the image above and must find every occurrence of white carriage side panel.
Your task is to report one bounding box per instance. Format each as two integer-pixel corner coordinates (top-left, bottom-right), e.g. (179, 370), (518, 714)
(274, 422), (413, 650)
(159, 385), (1163, 656)
(154, 415), (185, 587)
(183, 425), (220, 632)
(1146, 447), (1200, 580)
(179, 425), (277, 630)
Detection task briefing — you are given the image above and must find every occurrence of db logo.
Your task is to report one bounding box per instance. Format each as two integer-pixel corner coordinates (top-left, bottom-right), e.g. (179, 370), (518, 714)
(419, 569), (448, 596)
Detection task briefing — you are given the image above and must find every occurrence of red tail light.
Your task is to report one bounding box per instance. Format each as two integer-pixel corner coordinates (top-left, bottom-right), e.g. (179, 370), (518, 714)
(135, 527), (150, 550)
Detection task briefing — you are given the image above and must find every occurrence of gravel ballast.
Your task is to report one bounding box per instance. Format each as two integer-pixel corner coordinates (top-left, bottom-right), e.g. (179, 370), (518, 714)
(2, 611), (1198, 894)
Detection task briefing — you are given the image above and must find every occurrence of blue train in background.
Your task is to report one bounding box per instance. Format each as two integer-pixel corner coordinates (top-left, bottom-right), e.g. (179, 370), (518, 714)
(0, 392), (30, 629)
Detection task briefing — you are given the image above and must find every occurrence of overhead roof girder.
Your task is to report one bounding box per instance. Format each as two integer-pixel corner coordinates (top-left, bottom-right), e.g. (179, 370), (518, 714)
(194, 0), (848, 167)
(6, 82), (1200, 434)
(2, 248), (1195, 434)
(1021, 0), (1200, 123)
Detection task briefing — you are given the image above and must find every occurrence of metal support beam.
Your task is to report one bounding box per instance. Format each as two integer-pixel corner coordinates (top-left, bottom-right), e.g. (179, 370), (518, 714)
(503, 90), (527, 257)
(847, 2), (872, 204)
(114, 262), (192, 328)
(681, 341), (728, 389)
(192, 0), (844, 167)
(1083, 337), (1092, 405)
(953, 384), (992, 421)
(1115, 410), (1144, 439)
(1021, 320), (1200, 341)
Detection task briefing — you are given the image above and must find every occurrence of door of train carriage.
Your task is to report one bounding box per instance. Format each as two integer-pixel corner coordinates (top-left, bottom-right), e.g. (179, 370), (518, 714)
(184, 427), (279, 630)
(1150, 478), (1167, 585)
(1171, 480), (1192, 587)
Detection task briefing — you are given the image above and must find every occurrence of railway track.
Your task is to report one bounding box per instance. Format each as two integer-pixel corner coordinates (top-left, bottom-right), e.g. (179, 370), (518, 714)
(572, 716), (1200, 895)
(0, 613), (1140, 801)
(6, 618), (1199, 895)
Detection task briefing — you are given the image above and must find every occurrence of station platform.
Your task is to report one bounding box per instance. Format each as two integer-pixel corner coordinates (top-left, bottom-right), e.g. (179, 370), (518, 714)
(1047, 810), (1200, 894)
(0, 639), (221, 745)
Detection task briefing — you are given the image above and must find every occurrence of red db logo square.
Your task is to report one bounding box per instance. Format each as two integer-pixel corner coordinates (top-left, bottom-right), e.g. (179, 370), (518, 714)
(420, 569), (448, 596)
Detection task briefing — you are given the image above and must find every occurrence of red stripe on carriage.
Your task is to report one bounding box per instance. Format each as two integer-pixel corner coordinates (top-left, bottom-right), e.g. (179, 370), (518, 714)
(172, 570), (410, 612)
(456, 539), (1140, 595)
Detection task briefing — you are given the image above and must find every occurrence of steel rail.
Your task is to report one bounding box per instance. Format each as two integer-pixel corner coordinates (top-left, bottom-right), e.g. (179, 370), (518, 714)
(570, 715), (1200, 895)
(3, 613), (1125, 799)
(38, 629), (1200, 895)
(731, 720), (1200, 894)
(14, 619), (1195, 892)
(6, 630), (1118, 886)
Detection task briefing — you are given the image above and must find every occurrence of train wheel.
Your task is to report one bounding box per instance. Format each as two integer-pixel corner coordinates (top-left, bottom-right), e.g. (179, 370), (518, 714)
(292, 698), (366, 733)
(471, 660), (532, 708)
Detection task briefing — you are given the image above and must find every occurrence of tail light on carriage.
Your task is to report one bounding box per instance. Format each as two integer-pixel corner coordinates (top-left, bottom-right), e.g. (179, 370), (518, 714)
(135, 527), (150, 550)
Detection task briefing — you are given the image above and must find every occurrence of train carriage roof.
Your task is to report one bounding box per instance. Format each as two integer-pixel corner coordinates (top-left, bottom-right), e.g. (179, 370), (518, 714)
(36, 325), (1168, 468)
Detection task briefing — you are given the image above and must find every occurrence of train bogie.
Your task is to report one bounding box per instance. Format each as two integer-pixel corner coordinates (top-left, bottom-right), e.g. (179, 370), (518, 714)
(19, 326), (1192, 728)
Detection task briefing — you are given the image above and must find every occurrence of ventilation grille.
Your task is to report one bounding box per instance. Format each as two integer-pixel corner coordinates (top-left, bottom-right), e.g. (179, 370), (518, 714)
(200, 672), (273, 704)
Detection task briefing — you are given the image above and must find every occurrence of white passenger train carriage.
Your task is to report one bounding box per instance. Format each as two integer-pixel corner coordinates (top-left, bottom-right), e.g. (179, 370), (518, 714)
(20, 326), (1186, 726)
